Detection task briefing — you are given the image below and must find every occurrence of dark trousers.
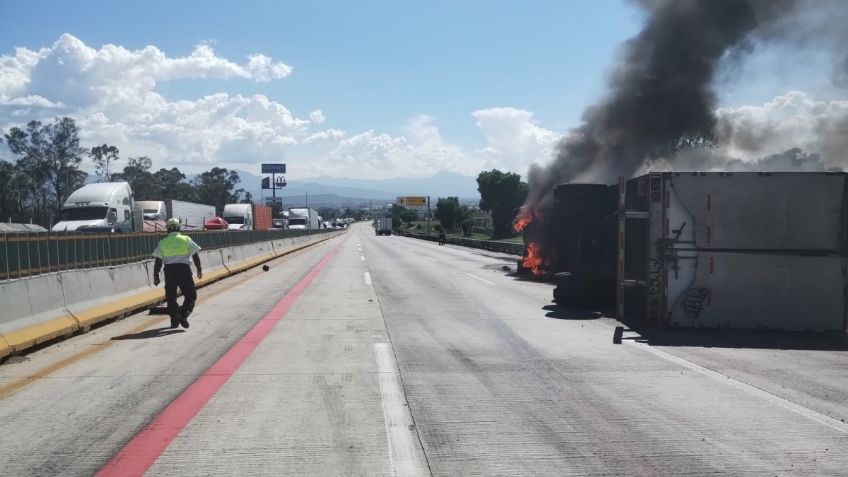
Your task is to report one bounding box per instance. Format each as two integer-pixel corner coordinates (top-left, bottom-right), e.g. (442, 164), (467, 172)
(164, 263), (196, 318)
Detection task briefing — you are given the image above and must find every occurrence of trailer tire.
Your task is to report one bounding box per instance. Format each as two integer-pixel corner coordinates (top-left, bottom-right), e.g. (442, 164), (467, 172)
(553, 272), (594, 308)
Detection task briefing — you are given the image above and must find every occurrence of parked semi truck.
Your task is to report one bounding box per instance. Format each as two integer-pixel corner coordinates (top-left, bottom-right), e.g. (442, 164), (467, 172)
(530, 172), (848, 332)
(52, 182), (135, 232)
(134, 200), (216, 231)
(287, 208), (320, 230)
(374, 216), (392, 236)
(222, 203), (273, 230)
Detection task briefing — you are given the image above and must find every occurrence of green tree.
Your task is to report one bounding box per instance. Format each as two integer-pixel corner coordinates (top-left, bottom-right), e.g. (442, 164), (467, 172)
(114, 156), (157, 200)
(476, 169), (528, 239)
(4, 118), (87, 226)
(434, 196), (470, 233)
(192, 167), (241, 215)
(390, 204), (405, 229)
(400, 207), (419, 225)
(89, 144), (120, 181)
(238, 190), (254, 204)
(317, 207), (340, 220)
(0, 159), (30, 222)
(153, 167), (196, 202)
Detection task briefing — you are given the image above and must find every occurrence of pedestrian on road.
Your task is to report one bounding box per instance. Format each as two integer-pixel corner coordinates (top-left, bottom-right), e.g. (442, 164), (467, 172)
(152, 218), (203, 329)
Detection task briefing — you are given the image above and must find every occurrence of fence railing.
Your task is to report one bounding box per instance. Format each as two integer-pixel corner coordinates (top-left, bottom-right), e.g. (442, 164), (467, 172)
(406, 233), (525, 256)
(0, 229), (333, 281)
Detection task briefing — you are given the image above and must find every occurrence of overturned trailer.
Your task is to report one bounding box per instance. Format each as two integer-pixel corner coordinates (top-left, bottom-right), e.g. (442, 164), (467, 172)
(537, 172), (848, 332)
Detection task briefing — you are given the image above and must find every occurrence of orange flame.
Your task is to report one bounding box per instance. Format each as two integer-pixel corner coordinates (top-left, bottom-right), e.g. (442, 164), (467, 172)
(521, 242), (545, 275)
(514, 208), (538, 233)
(514, 214), (531, 233)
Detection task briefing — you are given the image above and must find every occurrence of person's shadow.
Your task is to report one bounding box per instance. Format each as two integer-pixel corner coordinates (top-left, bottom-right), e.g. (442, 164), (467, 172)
(111, 327), (185, 340)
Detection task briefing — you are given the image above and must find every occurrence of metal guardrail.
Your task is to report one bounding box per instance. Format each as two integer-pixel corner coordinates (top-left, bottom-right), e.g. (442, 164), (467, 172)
(405, 233), (525, 256)
(0, 229), (334, 281)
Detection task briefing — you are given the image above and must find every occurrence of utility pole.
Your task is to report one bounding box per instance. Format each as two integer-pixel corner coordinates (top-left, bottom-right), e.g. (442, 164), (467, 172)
(426, 195), (431, 236)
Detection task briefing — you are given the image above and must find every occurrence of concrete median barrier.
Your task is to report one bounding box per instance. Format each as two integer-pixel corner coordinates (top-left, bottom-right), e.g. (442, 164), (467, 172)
(62, 263), (161, 329)
(0, 231), (342, 358)
(195, 249), (228, 287)
(0, 273), (77, 354)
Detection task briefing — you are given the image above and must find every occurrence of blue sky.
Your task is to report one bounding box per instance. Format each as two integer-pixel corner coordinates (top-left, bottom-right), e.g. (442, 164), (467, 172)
(1, 1), (642, 143)
(1, 1), (845, 179)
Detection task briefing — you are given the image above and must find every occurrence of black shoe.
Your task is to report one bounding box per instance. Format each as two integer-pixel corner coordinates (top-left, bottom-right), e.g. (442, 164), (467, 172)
(169, 317), (180, 329)
(177, 311), (190, 329)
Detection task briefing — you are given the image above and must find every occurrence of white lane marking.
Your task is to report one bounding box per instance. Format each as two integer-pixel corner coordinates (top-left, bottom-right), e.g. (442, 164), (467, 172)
(425, 256), (438, 262)
(628, 341), (848, 434)
(361, 255), (366, 262)
(465, 272), (496, 286)
(373, 342), (429, 476)
(364, 272), (372, 285)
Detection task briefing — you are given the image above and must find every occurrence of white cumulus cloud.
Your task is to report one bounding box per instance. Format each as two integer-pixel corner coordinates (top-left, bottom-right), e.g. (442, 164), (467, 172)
(716, 91), (848, 168)
(472, 107), (562, 172)
(0, 34), (569, 180)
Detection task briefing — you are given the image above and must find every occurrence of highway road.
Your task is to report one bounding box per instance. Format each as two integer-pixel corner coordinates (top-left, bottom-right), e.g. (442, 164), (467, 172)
(1, 222), (847, 476)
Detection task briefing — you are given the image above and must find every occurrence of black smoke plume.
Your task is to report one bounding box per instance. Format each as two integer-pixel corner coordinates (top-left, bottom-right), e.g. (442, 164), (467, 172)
(524, 0), (802, 213)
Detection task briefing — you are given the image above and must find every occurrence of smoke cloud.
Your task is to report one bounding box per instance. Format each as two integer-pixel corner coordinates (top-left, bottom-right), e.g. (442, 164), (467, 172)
(524, 0), (848, 212)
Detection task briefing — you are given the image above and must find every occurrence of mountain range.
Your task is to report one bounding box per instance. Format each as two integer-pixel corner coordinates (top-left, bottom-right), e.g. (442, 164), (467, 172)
(234, 170), (481, 207)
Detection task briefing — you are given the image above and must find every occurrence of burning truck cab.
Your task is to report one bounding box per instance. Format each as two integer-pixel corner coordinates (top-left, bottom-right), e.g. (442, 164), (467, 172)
(520, 172), (848, 332)
(517, 183), (618, 307)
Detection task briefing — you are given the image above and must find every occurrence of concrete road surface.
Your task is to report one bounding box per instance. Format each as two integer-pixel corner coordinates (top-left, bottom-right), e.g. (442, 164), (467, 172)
(1, 222), (847, 476)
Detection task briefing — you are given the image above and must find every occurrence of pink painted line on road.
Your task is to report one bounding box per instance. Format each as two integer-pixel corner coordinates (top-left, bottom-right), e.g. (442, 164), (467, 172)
(97, 240), (343, 477)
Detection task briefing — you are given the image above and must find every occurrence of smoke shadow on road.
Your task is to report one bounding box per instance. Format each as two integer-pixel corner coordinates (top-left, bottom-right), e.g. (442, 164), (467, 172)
(111, 327), (186, 340)
(623, 327), (848, 351)
(543, 305), (605, 321)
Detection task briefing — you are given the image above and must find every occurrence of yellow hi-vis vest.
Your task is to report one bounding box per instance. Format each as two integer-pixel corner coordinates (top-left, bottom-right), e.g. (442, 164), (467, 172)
(152, 232), (200, 265)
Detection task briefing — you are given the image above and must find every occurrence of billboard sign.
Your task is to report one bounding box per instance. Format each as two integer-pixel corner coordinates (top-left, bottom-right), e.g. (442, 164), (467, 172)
(397, 196), (428, 207)
(261, 163), (286, 174)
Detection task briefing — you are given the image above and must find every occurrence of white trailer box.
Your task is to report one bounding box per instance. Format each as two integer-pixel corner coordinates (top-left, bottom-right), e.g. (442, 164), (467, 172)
(167, 200), (216, 230)
(617, 172), (848, 331)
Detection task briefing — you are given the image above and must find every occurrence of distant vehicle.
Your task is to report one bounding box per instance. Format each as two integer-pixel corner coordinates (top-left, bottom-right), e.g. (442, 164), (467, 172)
(222, 204), (272, 230)
(52, 182), (134, 232)
(135, 200), (166, 221)
(288, 208), (320, 229)
(134, 200), (215, 231)
(167, 200), (216, 230)
(223, 204), (253, 230)
(374, 216), (392, 236)
(272, 218), (287, 229)
(204, 216), (229, 230)
(0, 223), (48, 233)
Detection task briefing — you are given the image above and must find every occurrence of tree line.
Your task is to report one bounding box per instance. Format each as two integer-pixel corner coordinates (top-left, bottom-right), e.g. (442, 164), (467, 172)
(1, 117), (249, 227)
(431, 169), (528, 239)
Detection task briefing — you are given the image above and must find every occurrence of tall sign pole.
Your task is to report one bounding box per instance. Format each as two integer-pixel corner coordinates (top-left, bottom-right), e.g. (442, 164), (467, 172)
(261, 163), (286, 214)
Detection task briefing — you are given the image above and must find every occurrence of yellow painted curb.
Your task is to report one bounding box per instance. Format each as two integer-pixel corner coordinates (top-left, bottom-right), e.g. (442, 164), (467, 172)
(72, 289), (165, 328)
(0, 335), (11, 359)
(195, 268), (230, 287)
(4, 315), (79, 353)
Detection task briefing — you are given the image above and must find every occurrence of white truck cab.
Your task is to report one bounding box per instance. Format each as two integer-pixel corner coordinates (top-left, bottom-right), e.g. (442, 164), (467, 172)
(222, 203), (253, 230)
(52, 182), (134, 232)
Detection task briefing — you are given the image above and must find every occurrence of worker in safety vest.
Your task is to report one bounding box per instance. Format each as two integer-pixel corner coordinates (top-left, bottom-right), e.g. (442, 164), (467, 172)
(152, 218), (203, 329)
